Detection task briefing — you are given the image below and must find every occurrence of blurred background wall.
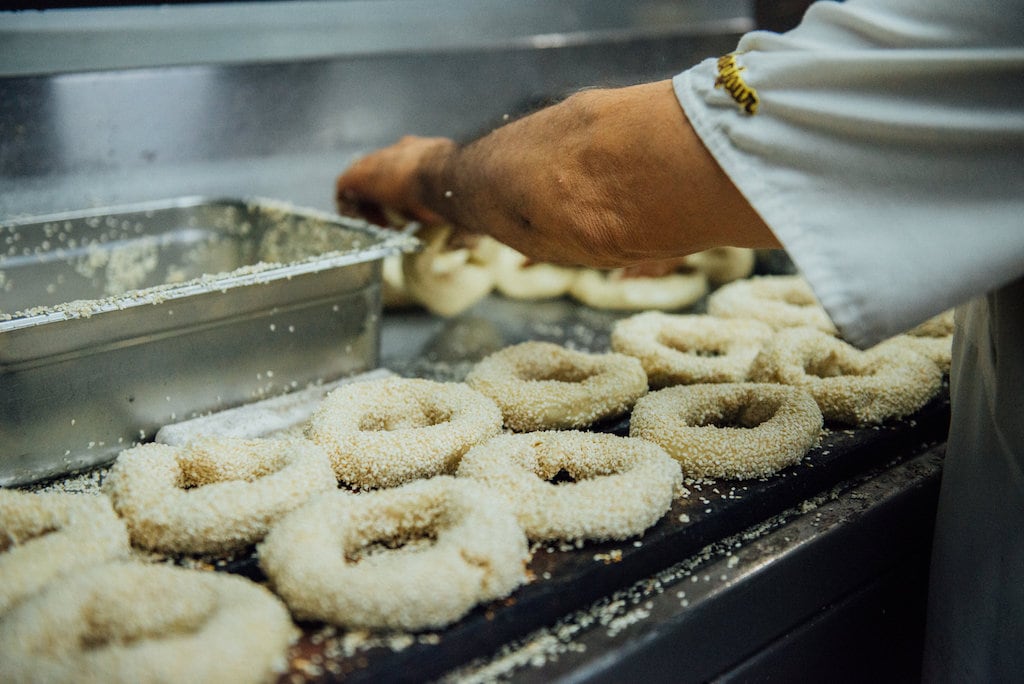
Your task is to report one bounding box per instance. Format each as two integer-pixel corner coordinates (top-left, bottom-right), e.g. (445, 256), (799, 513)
(0, 0), (813, 220)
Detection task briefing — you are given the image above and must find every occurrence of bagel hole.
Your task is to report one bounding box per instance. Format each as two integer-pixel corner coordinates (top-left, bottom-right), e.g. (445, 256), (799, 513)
(695, 402), (774, 429)
(177, 442), (289, 488)
(804, 351), (851, 379)
(358, 405), (453, 431)
(517, 365), (595, 383)
(547, 469), (577, 485)
(79, 585), (214, 650)
(658, 333), (726, 357)
(0, 524), (60, 551)
(80, 614), (209, 650)
(346, 529), (440, 563)
(177, 459), (283, 488)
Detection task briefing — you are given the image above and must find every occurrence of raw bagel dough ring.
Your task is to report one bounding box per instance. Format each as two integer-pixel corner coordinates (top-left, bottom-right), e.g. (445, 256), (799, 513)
(0, 561), (296, 684)
(750, 327), (943, 425)
(882, 309), (956, 372)
(611, 312), (775, 387)
(402, 224), (496, 316)
(894, 335), (953, 373)
(570, 268), (708, 311)
(381, 254), (418, 308)
(465, 341), (648, 431)
(909, 309), (955, 338)
(491, 242), (578, 300)
(707, 275), (837, 334)
(305, 377), (503, 489)
(103, 437), (336, 554)
(456, 431), (681, 542)
(0, 490), (130, 615)
(258, 476), (529, 631)
(682, 247), (755, 286)
(629, 383), (823, 480)
(876, 333), (953, 375)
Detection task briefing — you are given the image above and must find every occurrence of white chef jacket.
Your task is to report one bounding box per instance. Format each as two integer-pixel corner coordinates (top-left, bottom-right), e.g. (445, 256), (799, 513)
(673, 0), (1024, 680)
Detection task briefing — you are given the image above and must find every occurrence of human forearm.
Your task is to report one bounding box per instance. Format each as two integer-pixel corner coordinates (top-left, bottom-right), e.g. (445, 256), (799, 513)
(337, 79), (780, 268)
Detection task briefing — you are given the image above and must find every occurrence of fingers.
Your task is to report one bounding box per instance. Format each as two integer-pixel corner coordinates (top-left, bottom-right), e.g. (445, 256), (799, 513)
(335, 136), (454, 227)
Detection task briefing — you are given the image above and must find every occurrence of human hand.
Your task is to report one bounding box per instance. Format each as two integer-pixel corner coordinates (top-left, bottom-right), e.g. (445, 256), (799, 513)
(620, 257), (694, 279)
(333, 81), (778, 269)
(335, 136), (455, 228)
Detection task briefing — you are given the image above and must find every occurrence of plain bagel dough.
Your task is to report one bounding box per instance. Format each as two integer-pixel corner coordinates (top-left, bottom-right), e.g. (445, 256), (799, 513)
(570, 267), (708, 311)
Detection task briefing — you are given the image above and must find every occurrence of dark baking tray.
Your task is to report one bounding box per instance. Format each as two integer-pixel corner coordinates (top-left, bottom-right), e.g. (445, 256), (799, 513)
(193, 296), (951, 682)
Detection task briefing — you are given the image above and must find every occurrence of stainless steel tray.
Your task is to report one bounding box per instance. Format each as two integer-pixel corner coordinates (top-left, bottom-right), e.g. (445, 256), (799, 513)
(0, 197), (416, 485)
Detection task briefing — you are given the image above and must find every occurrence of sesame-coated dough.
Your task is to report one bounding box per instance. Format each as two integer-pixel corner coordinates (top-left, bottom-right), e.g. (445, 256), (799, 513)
(707, 275), (837, 334)
(305, 377), (503, 489)
(259, 477), (529, 631)
(570, 268), (708, 311)
(103, 437), (336, 554)
(0, 561), (296, 684)
(0, 490), (130, 615)
(909, 309), (955, 338)
(457, 432), (681, 542)
(465, 341), (648, 431)
(881, 309), (956, 373)
(877, 334), (954, 375)
(629, 383), (823, 480)
(750, 327), (944, 425)
(611, 312), (775, 387)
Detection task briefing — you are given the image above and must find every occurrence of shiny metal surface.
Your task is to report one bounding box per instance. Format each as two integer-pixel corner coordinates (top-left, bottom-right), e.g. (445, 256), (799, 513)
(0, 0), (752, 476)
(0, 198), (412, 486)
(0, 2), (750, 219)
(0, 0), (750, 76)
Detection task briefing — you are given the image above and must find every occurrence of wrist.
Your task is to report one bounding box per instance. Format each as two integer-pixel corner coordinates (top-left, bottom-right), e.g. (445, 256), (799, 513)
(415, 139), (461, 225)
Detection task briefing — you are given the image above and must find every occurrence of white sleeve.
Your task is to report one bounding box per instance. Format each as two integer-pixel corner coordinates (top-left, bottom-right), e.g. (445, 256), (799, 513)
(673, 0), (1024, 348)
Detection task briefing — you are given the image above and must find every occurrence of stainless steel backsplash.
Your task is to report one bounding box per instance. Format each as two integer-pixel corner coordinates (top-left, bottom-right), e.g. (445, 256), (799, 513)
(0, 1), (751, 219)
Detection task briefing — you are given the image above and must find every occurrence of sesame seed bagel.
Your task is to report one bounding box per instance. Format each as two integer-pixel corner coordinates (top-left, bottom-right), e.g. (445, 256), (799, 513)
(909, 309), (955, 338)
(570, 267), (708, 311)
(457, 431), (681, 542)
(258, 477), (529, 631)
(876, 333), (953, 375)
(750, 327), (944, 426)
(103, 437), (336, 554)
(0, 561), (296, 684)
(707, 275), (837, 334)
(305, 377), (503, 489)
(629, 383), (823, 480)
(0, 490), (130, 615)
(465, 341), (648, 431)
(878, 309), (956, 373)
(611, 312), (775, 388)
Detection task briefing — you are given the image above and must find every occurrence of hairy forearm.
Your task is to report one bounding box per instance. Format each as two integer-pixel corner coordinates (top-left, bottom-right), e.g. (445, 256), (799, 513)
(339, 80), (779, 268)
